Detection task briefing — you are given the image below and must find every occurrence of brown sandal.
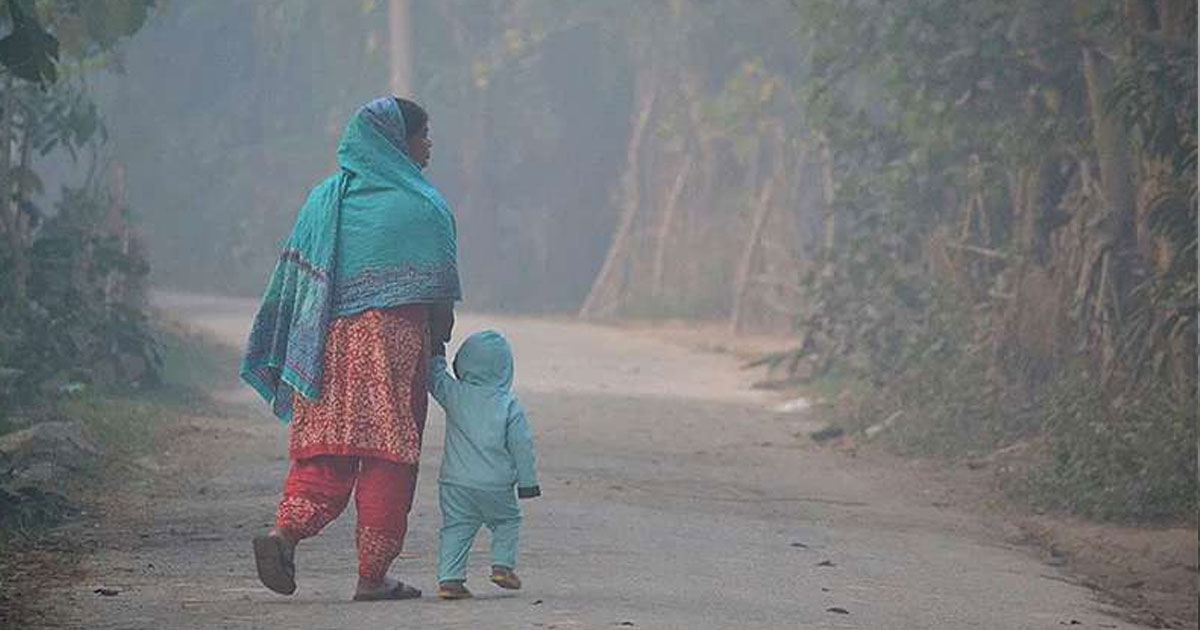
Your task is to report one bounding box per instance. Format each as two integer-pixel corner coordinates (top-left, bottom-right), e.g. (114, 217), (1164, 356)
(252, 535), (296, 595)
(490, 566), (522, 590)
(436, 580), (472, 600)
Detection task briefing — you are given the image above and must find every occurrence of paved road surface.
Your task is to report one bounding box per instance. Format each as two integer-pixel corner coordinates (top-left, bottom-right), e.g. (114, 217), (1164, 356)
(38, 294), (1143, 629)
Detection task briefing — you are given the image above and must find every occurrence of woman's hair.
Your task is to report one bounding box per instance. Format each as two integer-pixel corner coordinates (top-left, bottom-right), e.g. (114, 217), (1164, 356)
(394, 98), (428, 139)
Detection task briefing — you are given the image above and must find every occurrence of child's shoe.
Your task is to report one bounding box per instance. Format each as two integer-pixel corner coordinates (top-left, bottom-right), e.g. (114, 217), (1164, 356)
(437, 580), (472, 600)
(490, 565), (522, 590)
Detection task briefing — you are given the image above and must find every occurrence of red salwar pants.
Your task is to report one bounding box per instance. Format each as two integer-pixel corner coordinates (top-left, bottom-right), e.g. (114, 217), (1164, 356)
(274, 306), (430, 582)
(276, 455), (418, 582)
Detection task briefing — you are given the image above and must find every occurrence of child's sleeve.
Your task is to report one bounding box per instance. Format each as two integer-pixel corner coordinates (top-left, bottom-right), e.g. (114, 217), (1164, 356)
(428, 354), (454, 408)
(505, 399), (540, 497)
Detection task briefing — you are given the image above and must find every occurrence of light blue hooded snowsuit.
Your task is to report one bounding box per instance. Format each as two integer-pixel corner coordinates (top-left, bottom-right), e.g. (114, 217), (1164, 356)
(429, 330), (538, 582)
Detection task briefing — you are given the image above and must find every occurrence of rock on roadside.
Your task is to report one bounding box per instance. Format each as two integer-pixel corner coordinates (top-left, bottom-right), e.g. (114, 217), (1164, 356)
(0, 421), (102, 482)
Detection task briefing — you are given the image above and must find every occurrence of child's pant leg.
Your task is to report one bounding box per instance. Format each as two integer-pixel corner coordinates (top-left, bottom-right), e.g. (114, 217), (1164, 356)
(438, 484), (483, 582)
(482, 489), (522, 570)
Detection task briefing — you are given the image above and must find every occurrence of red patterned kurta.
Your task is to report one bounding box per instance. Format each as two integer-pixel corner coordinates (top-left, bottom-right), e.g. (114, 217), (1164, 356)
(289, 305), (429, 464)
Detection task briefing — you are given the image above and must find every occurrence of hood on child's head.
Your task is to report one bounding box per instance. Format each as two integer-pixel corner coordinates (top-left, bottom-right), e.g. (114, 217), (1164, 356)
(452, 330), (513, 390)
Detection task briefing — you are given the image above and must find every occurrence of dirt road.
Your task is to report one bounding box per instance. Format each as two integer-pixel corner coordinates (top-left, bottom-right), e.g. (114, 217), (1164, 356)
(37, 294), (1148, 629)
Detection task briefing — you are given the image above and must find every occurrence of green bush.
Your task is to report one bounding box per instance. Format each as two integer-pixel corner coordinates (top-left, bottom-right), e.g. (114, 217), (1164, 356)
(1018, 376), (1198, 522)
(840, 349), (1037, 458)
(838, 353), (1197, 522)
(0, 185), (159, 423)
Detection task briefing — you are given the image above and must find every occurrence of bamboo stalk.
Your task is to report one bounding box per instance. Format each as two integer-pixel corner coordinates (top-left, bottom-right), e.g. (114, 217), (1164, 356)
(730, 174), (781, 333)
(650, 153), (692, 297)
(579, 86), (658, 318)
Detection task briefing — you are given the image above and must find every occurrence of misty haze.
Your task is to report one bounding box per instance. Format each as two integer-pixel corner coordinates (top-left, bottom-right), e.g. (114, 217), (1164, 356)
(0, 2), (1195, 629)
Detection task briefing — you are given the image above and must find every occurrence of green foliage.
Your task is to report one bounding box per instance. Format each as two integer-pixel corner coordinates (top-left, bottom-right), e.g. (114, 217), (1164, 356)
(0, 0), (155, 85)
(0, 184), (160, 413)
(834, 317), (1031, 458)
(1019, 375), (1198, 522)
(54, 0), (155, 55)
(783, 0), (1197, 522)
(0, 0), (58, 85)
(839, 351), (1197, 522)
(0, 1), (158, 423)
(17, 79), (106, 160)
(0, 486), (75, 537)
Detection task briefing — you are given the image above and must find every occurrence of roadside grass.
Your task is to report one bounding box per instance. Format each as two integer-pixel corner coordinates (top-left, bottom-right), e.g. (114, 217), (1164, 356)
(0, 314), (238, 544)
(820, 355), (1197, 524)
(16, 316), (238, 469)
(1016, 375), (1197, 522)
(0, 314), (238, 614)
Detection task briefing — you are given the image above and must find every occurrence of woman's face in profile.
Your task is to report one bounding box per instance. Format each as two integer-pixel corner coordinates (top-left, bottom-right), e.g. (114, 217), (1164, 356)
(406, 124), (431, 169)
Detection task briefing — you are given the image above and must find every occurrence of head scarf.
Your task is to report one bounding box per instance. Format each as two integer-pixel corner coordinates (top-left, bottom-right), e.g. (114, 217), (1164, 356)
(241, 97), (460, 421)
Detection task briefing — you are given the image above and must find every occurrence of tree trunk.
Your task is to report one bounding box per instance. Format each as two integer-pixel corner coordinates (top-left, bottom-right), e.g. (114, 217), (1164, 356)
(579, 85), (657, 319)
(388, 0), (413, 96)
(1081, 46), (1137, 278)
(683, 132), (717, 301)
(730, 129), (787, 334)
(12, 127), (31, 308)
(650, 152), (691, 297)
(1157, 0), (1195, 43)
(817, 133), (836, 256)
(729, 173), (781, 334)
(1012, 161), (1051, 265)
(1081, 44), (1138, 376)
(680, 71), (714, 302)
(0, 81), (23, 312)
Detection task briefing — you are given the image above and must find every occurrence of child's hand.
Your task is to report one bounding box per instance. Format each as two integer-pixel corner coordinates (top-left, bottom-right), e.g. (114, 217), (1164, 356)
(517, 486), (541, 499)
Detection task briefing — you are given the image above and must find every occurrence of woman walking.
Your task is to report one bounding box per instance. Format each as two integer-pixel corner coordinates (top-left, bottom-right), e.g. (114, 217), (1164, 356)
(240, 96), (458, 601)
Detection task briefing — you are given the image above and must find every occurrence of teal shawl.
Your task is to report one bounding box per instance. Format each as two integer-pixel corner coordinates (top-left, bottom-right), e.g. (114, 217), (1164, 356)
(241, 97), (460, 421)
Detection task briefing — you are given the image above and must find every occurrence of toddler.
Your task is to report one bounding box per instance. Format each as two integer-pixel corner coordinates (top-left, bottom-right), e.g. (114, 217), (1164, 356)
(428, 330), (540, 599)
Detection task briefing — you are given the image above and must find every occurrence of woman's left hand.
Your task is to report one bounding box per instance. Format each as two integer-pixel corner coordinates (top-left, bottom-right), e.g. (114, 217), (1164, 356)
(430, 302), (455, 346)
